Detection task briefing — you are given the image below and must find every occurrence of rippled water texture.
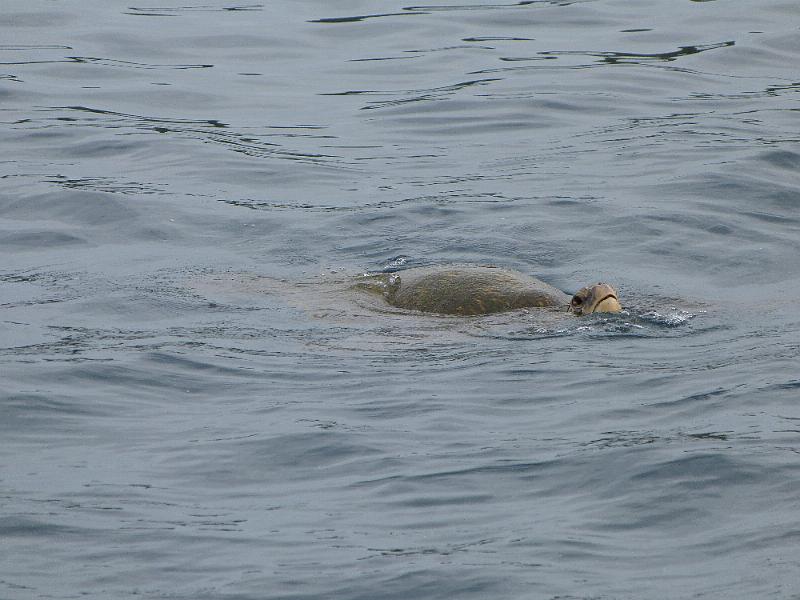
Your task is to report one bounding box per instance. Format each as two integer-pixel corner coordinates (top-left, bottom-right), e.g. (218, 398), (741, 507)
(2, 1), (800, 598)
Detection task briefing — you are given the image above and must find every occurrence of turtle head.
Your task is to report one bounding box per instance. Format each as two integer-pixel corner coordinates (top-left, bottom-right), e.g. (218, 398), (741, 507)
(569, 283), (622, 316)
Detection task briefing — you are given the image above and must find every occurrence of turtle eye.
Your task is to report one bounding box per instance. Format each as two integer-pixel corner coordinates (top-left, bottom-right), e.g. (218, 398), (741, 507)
(571, 295), (583, 306)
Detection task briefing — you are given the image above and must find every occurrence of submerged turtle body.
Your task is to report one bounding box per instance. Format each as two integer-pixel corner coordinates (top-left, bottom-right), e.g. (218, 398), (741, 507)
(379, 266), (570, 316)
(357, 265), (622, 316)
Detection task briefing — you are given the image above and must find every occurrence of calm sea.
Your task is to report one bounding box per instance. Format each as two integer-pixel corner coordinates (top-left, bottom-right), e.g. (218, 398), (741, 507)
(2, 1), (800, 598)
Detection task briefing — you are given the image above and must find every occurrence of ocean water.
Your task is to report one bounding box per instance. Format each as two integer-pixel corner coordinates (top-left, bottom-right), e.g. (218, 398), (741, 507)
(2, 1), (800, 598)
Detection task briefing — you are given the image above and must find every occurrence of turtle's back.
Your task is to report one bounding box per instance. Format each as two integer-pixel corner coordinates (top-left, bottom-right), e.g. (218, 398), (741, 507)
(385, 266), (570, 315)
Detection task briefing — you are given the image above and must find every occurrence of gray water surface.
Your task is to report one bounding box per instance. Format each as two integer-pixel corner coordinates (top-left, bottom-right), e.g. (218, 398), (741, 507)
(2, 1), (800, 598)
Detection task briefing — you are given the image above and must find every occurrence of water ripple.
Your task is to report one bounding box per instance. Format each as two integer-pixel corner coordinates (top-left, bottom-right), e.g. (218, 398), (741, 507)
(310, 12), (427, 24)
(125, 4), (263, 17)
(323, 78), (501, 110)
(16, 105), (346, 167)
(66, 56), (213, 70)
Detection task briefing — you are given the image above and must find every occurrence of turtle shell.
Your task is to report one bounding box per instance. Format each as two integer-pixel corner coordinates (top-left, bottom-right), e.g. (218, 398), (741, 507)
(384, 266), (570, 315)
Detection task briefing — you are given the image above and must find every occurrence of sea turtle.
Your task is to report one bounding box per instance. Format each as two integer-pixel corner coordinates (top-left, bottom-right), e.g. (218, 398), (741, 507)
(357, 265), (621, 316)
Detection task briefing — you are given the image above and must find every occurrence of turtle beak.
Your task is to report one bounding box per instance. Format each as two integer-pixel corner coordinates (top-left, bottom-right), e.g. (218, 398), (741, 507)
(585, 283), (622, 314)
(593, 294), (622, 313)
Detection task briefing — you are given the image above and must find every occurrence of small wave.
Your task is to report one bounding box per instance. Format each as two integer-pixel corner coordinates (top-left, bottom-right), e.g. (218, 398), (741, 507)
(404, 1), (580, 11)
(125, 5), (263, 17)
(537, 41), (735, 65)
(44, 175), (165, 195)
(0, 45), (73, 50)
(66, 56), (212, 70)
(469, 41), (735, 76)
(20, 105), (347, 168)
(310, 12), (426, 24)
(322, 78), (501, 111)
